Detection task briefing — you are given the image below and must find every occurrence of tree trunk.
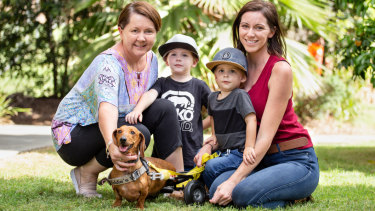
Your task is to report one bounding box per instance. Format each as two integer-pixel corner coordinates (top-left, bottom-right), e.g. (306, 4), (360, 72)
(45, 12), (58, 98)
(61, 13), (72, 97)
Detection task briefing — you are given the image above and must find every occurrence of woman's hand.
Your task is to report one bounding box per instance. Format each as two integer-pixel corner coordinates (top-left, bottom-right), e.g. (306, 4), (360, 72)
(243, 146), (256, 165)
(209, 180), (237, 206)
(125, 109), (143, 124)
(193, 144), (212, 167)
(108, 143), (137, 171)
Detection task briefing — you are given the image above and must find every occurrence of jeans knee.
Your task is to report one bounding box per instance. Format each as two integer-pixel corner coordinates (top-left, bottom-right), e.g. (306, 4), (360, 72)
(232, 186), (258, 208)
(204, 159), (219, 177)
(202, 161), (215, 187)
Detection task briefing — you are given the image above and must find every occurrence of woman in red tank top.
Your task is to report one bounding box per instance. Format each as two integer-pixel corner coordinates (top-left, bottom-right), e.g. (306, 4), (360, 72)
(204, 1), (319, 208)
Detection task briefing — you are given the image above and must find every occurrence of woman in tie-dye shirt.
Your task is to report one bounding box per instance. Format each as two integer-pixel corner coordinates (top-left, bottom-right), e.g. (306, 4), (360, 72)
(51, 1), (183, 198)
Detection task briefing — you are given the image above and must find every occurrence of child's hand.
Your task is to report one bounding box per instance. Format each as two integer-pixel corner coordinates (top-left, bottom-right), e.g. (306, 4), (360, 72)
(203, 135), (217, 146)
(125, 110), (143, 124)
(243, 146), (256, 165)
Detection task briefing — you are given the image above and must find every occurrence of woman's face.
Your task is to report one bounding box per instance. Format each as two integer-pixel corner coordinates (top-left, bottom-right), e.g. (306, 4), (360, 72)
(119, 13), (157, 58)
(239, 11), (275, 54)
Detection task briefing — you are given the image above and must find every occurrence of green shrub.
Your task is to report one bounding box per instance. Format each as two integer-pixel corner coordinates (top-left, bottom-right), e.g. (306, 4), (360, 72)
(294, 74), (359, 123)
(0, 93), (31, 118)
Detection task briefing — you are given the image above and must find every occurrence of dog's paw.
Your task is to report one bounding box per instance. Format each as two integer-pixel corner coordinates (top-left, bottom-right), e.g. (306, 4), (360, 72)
(112, 200), (122, 207)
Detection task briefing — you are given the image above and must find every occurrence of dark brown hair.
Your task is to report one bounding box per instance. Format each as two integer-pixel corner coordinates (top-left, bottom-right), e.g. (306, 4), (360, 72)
(232, 0), (286, 57)
(118, 1), (161, 32)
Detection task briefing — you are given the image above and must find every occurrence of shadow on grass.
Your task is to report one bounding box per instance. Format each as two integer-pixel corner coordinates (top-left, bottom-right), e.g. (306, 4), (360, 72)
(0, 176), (187, 210)
(315, 145), (375, 175)
(24, 146), (57, 155)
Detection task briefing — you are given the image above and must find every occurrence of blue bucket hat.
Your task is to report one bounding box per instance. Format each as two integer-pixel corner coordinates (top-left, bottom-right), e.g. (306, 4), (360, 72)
(206, 48), (248, 75)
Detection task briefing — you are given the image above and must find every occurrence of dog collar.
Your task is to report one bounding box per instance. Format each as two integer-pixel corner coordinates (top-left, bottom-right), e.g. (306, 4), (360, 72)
(101, 165), (148, 186)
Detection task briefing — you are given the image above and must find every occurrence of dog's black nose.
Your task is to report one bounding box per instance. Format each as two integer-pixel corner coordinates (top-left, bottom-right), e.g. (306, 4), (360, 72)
(120, 137), (127, 145)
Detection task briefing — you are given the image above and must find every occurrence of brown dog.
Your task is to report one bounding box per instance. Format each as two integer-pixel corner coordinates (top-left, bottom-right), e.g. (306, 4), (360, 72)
(109, 125), (176, 209)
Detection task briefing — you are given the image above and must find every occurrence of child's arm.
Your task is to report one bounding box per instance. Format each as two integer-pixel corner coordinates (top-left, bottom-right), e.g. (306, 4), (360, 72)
(243, 113), (257, 165)
(203, 116), (216, 145)
(195, 116), (218, 167)
(202, 116), (211, 130)
(125, 89), (158, 124)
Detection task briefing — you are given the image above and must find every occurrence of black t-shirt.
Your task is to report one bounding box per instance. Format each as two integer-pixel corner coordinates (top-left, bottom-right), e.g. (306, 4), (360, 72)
(152, 76), (211, 168)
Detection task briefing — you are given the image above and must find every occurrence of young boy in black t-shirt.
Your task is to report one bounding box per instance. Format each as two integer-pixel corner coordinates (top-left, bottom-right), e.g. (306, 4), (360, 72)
(125, 34), (211, 171)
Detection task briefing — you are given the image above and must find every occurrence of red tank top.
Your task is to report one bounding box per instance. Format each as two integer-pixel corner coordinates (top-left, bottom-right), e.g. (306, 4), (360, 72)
(248, 55), (313, 148)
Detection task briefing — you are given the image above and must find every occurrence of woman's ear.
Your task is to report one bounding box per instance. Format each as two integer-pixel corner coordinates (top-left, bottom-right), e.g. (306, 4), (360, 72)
(268, 26), (276, 38)
(118, 26), (124, 37)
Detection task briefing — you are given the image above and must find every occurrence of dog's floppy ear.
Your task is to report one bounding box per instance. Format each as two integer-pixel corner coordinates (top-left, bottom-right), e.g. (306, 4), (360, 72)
(139, 132), (146, 158)
(112, 129), (118, 145)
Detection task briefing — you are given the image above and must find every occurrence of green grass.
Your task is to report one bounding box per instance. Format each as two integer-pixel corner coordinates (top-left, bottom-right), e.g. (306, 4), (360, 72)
(1, 143), (374, 210)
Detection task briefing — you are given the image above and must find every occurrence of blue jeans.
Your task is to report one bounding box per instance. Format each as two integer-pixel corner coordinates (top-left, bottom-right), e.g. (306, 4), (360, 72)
(202, 149), (243, 188)
(208, 147), (319, 209)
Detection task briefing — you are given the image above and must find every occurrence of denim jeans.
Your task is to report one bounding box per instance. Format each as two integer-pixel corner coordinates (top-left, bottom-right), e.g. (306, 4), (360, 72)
(202, 149), (243, 188)
(208, 147), (319, 209)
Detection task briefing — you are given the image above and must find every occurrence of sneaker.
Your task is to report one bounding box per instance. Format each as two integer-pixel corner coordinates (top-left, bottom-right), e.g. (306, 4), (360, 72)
(169, 190), (184, 201)
(70, 168), (102, 198)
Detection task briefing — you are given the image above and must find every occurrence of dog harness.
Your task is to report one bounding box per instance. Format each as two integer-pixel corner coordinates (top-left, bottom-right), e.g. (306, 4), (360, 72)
(98, 153), (219, 187)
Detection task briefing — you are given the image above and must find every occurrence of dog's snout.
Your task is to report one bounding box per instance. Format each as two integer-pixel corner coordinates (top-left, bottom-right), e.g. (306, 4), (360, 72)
(120, 137), (127, 145)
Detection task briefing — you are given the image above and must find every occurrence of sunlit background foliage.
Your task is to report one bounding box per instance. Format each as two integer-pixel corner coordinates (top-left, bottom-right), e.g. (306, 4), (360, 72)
(0, 0), (374, 122)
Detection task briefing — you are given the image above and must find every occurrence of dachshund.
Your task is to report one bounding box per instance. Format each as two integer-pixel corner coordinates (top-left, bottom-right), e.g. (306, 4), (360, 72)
(108, 125), (176, 209)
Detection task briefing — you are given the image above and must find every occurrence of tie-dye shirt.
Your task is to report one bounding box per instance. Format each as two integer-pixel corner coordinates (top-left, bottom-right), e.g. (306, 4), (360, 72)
(51, 49), (158, 151)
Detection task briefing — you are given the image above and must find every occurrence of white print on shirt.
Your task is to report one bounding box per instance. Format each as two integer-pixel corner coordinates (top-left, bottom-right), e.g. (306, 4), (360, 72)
(161, 90), (195, 132)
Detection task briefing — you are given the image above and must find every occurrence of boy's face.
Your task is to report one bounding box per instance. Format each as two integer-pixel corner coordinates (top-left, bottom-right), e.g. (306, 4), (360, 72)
(165, 48), (198, 76)
(214, 64), (247, 93)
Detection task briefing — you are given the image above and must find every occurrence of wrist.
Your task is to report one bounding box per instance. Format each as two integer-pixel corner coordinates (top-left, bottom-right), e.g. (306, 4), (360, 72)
(106, 139), (114, 158)
(206, 143), (214, 151)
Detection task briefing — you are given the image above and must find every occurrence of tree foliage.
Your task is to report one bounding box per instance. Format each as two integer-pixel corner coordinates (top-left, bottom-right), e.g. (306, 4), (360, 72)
(0, 0), (339, 97)
(0, 0), (123, 97)
(334, 0), (375, 86)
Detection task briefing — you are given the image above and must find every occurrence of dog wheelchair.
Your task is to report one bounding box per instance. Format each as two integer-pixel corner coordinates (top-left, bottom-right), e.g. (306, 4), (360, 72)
(147, 152), (218, 205)
(99, 152), (218, 205)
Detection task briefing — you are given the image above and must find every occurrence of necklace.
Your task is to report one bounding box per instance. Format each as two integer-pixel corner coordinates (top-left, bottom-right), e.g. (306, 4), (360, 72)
(111, 48), (151, 104)
(135, 72), (142, 86)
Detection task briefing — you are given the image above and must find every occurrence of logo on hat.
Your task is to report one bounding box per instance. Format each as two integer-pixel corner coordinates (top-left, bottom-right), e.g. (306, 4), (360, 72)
(222, 52), (231, 60)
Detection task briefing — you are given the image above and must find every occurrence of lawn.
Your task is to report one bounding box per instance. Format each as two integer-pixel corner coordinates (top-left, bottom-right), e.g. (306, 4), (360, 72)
(0, 142), (374, 210)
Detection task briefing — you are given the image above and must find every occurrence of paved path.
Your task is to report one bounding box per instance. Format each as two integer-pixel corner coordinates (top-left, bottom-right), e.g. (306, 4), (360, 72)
(0, 125), (52, 159)
(0, 125), (374, 160)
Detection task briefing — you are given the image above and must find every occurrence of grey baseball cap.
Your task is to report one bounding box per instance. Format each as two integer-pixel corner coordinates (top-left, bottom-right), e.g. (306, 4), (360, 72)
(158, 34), (199, 60)
(206, 47), (248, 75)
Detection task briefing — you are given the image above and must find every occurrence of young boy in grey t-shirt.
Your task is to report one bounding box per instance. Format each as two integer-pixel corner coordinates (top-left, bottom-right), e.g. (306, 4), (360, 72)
(194, 48), (257, 188)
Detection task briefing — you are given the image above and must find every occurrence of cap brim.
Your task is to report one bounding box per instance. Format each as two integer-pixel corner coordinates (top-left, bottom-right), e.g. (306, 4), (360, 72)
(158, 42), (199, 59)
(206, 61), (247, 74)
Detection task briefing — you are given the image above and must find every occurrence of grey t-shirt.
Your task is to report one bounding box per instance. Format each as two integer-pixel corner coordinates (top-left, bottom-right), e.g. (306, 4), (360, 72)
(208, 88), (255, 151)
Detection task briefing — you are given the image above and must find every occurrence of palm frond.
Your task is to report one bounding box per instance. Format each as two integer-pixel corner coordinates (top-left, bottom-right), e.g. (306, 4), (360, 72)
(277, 0), (335, 41)
(191, 0), (246, 18)
(70, 29), (117, 82)
(285, 38), (324, 97)
(68, 0), (99, 14)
